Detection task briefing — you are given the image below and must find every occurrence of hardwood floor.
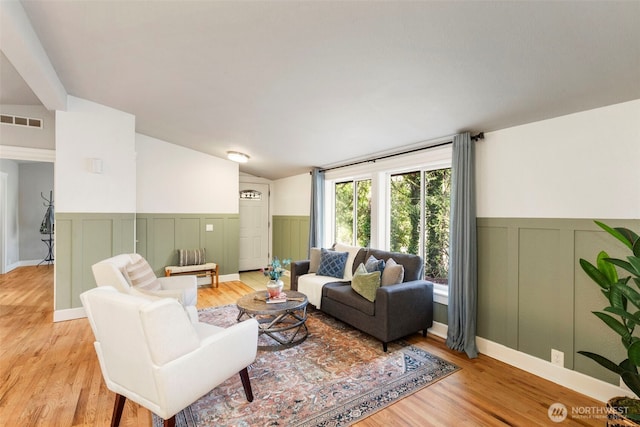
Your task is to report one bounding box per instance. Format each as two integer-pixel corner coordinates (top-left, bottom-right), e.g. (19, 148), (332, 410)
(0, 266), (606, 426)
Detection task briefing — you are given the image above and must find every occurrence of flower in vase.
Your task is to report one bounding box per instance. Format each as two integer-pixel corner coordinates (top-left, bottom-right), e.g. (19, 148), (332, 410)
(262, 257), (291, 281)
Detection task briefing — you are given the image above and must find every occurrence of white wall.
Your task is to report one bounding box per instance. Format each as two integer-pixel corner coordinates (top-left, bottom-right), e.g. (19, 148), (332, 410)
(0, 105), (55, 150)
(136, 133), (238, 214)
(0, 159), (19, 269)
(272, 173), (310, 216)
(19, 162), (54, 261)
(476, 99), (640, 219)
(55, 96), (136, 213)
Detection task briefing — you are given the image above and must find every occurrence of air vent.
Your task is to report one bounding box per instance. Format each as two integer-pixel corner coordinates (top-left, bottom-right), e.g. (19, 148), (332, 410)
(0, 114), (43, 129)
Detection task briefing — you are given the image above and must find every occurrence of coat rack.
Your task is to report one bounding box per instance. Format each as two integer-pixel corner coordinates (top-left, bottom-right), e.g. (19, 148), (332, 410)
(38, 191), (54, 266)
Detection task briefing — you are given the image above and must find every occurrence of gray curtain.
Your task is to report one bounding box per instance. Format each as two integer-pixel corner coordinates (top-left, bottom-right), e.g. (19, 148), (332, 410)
(309, 167), (325, 255)
(446, 132), (479, 358)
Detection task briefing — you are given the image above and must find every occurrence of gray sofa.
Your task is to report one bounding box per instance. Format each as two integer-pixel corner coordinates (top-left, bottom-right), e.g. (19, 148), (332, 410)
(291, 248), (434, 351)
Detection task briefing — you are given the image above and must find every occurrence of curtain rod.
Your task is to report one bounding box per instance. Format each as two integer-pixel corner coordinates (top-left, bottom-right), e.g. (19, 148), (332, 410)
(317, 132), (484, 173)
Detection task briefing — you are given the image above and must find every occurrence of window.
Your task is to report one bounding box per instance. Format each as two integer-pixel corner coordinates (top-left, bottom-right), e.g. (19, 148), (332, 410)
(423, 168), (451, 284)
(389, 168), (451, 284)
(334, 179), (371, 246)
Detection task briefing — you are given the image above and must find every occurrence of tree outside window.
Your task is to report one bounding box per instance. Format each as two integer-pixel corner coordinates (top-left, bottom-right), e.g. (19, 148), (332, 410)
(334, 179), (371, 246)
(389, 168), (450, 284)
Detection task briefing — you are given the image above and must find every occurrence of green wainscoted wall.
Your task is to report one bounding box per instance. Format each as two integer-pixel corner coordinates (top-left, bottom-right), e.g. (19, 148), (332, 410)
(136, 213), (240, 276)
(433, 302), (447, 324)
(55, 213), (136, 310)
(477, 217), (640, 386)
(272, 215), (310, 263)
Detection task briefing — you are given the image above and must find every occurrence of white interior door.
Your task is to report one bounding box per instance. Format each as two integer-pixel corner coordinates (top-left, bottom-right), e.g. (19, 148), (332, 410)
(239, 183), (269, 271)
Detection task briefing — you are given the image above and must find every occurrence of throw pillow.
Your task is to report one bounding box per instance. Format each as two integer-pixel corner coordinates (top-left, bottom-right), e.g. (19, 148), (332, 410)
(178, 248), (206, 266)
(333, 242), (363, 280)
(309, 247), (322, 273)
(364, 255), (385, 273)
(316, 248), (348, 279)
(381, 257), (405, 286)
(351, 263), (381, 302)
(124, 257), (162, 291)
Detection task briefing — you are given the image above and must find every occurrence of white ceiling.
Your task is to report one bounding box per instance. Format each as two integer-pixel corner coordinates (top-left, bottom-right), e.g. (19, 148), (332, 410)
(2, 1), (639, 179)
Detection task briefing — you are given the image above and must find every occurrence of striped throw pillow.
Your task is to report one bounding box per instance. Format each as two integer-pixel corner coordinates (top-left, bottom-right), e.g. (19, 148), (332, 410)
(178, 248), (207, 266)
(124, 257), (161, 291)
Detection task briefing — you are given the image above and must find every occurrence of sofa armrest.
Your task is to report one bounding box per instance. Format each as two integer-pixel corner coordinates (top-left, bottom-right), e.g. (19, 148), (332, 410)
(376, 280), (434, 335)
(290, 260), (310, 291)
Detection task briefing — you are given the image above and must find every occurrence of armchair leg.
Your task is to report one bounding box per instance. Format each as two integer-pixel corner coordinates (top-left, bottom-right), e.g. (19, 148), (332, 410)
(111, 393), (126, 427)
(423, 329), (428, 338)
(239, 367), (254, 402)
(382, 342), (388, 352)
(164, 416), (176, 427)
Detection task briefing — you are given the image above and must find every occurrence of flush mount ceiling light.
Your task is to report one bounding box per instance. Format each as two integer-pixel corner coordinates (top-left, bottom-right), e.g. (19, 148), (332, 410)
(227, 151), (250, 163)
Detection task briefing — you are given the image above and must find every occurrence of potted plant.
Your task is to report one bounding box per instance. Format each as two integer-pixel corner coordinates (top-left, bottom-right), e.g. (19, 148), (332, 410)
(579, 221), (640, 425)
(262, 257), (291, 298)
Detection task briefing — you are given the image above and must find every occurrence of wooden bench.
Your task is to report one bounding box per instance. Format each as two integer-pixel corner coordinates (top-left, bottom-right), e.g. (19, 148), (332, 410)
(165, 262), (219, 288)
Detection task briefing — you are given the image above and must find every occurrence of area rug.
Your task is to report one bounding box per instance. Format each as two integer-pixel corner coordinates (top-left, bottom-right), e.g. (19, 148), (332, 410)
(154, 304), (459, 427)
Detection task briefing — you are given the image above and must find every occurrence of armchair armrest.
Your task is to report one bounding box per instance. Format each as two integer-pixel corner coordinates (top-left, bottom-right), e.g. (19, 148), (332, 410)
(158, 319), (259, 414)
(157, 275), (197, 306)
(157, 275), (197, 290)
(290, 260), (310, 291)
(375, 280), (434, 339)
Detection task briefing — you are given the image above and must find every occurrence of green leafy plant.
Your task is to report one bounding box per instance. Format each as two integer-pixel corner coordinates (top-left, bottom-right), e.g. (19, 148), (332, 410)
(262, 257), (291, 281)
(579, 221), (640, 402)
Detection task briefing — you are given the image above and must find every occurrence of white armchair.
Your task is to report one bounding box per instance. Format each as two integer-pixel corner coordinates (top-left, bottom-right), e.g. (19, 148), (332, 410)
(92, 253), (198, 321)
(81, 286), (259, 427)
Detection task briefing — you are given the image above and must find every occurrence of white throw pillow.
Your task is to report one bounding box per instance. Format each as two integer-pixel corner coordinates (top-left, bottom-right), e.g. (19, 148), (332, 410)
(333, 242), (362, 280)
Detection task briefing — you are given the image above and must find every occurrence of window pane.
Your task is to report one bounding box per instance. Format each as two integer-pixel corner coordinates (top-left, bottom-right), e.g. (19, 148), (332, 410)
(423, 168), (451, 284)
(390, 171), (421, 254)
(334, 181), (353, 244)
(355, 180), (371, 247)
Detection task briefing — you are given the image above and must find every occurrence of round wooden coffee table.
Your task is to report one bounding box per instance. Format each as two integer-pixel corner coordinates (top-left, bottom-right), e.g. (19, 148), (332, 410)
(236, 291), (309, 350)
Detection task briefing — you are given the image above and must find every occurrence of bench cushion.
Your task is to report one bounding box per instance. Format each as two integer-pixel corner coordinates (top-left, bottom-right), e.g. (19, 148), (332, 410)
(165, 263), (217, 274)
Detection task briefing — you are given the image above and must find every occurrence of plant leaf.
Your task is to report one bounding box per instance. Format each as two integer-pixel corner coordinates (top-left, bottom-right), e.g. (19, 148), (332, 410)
(621, 370), (640, 399)
(634, 237), (640, 258)
(618, 283), (640, 311)
(579, 258), (612, 290)
(594, 311), (631, 342)
(597, 251), (618, 284)
(629, 256), (640, 277)
(604, 306), (640, 325)
(607, 257), (640, 278)
(595, 221), (634, 249)
(629, 341), (640, 367)
(577, 351), (624, 375)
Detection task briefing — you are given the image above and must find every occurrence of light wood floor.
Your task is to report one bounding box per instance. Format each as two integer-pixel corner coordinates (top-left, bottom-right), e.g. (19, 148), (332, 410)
(0, 266), (606, 426)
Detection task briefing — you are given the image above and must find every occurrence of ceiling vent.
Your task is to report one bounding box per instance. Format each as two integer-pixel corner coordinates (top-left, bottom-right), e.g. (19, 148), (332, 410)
(0, 114), (43, 129)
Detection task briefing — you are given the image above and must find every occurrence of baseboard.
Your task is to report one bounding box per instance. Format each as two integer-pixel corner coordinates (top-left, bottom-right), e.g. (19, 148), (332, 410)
(3, 259), (52, 273)
(426, 322), (628, 403)
(220, 273), (240, 282)
(53, 307), (86, 322)
(428, 321), (447, 339)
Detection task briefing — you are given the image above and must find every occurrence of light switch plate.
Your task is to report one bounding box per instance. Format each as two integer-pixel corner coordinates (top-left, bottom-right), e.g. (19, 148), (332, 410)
(205, 224), (213, 232)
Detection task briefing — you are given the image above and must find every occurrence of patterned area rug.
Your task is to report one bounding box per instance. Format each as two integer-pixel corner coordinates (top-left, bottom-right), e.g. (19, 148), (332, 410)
(154, 305), (459, 427)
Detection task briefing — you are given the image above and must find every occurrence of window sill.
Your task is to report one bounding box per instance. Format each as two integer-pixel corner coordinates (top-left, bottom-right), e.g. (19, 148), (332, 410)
(433, 283), (448, 305)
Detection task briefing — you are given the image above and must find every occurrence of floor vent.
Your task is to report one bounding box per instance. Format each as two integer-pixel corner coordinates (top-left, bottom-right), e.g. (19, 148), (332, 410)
(0, 114), (43, 129)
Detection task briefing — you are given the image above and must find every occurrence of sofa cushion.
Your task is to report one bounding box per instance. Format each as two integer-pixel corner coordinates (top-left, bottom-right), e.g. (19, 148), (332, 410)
(351, 263), (381, 302)
(366, 249), (423, 282)
(317, 248), (348, 279)
(298, 273), (345, 309)
(333, 243), (363, 280)
(381, 258), (405, 286)
(364, 255), (385, 273)
(324, 282), (375, 316)
(309, 247), (322, 273)
(178, 248), (207, 266)
(124, 257), (162, 291)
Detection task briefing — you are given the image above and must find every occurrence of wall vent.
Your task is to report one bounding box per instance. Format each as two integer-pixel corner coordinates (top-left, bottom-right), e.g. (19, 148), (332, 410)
(0, 114), (43, 129)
